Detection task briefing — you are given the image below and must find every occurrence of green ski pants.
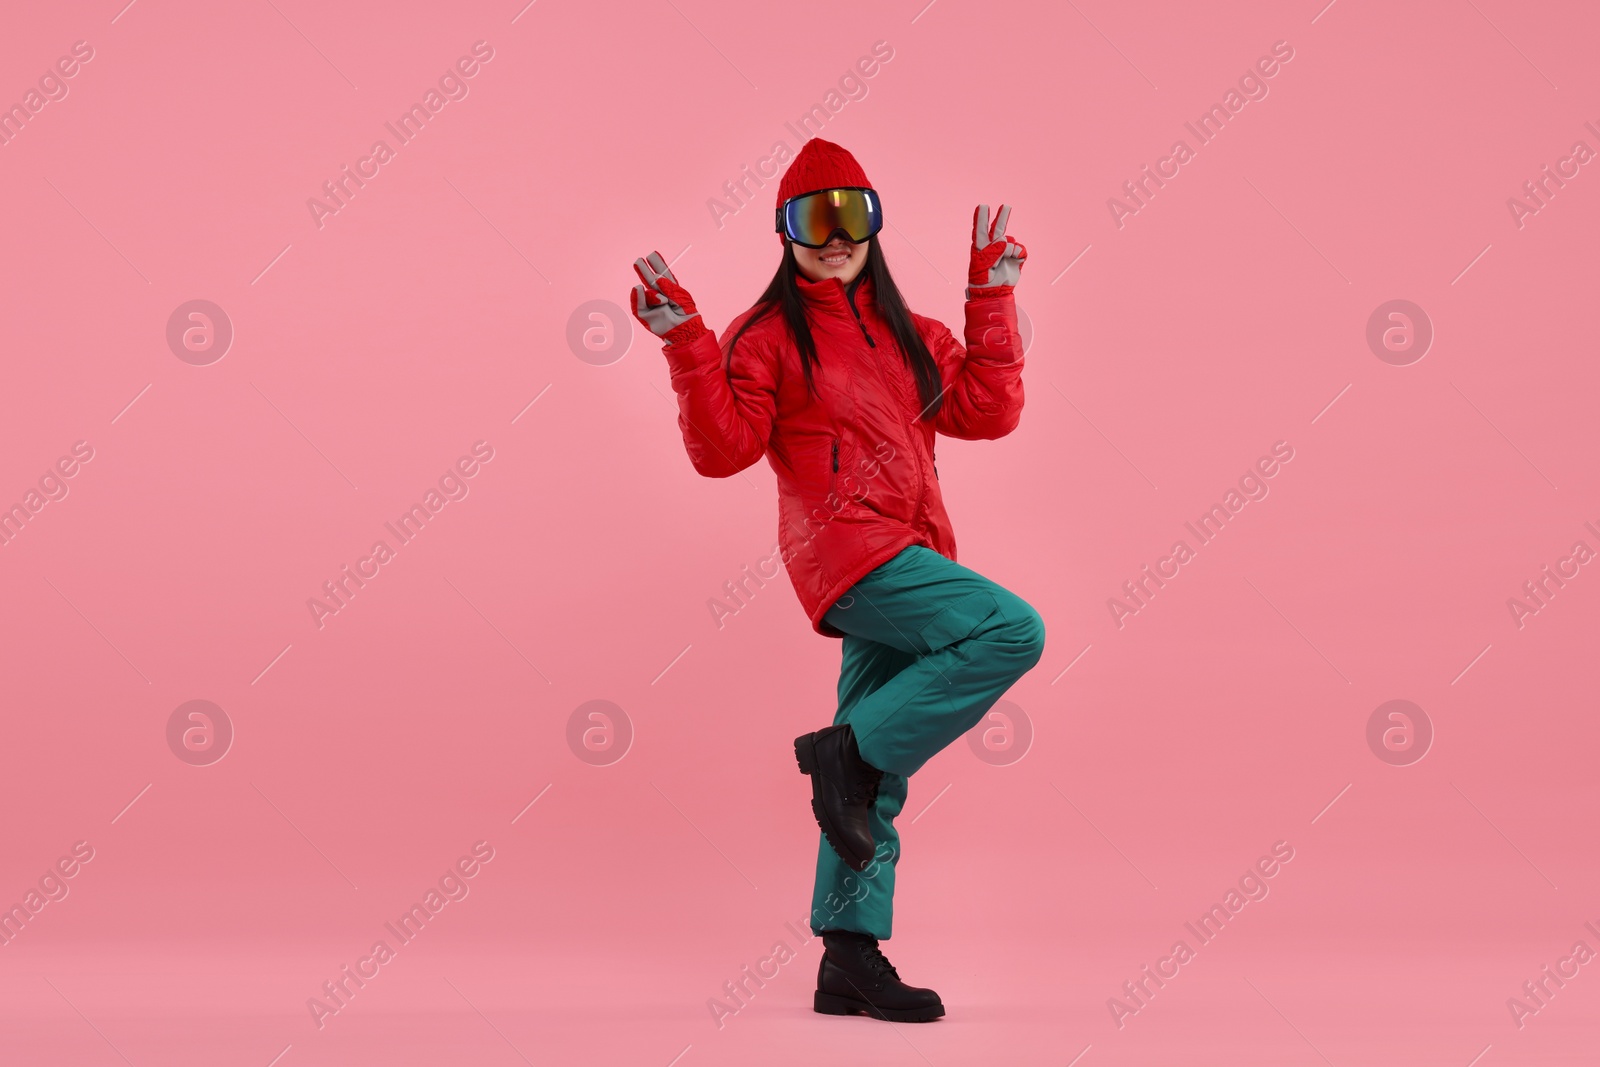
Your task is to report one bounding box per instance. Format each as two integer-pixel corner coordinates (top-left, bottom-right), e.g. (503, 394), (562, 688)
(808, 544), (1046, 940)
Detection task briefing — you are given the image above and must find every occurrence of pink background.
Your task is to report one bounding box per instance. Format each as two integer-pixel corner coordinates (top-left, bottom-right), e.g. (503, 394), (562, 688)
(2, 0), (1597, 1063)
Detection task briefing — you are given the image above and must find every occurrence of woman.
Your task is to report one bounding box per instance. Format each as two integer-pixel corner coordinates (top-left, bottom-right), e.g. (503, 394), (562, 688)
(630, 138), (1045, 1023)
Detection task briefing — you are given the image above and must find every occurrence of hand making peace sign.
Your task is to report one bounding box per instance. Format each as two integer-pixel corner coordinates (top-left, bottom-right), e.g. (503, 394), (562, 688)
(967, 204), (1027, 298)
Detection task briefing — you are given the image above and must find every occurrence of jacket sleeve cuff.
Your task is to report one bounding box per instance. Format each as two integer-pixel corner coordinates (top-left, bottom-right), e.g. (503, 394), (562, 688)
(661, 323), (720, 376)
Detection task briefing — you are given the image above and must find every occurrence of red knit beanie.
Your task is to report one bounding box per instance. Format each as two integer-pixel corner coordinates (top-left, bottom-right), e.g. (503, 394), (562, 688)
(775, 139), (873, 243)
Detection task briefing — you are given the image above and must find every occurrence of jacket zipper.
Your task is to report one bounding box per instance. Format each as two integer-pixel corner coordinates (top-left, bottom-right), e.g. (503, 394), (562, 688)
(845, 284), (876, 348)
(831, 438), (839, 472)
(847, 283), (927, 524)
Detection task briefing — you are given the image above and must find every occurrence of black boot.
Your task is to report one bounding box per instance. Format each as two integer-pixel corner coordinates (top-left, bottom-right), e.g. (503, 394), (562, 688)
(794, 724), (883, 872)
(814, 931), (944, 1022)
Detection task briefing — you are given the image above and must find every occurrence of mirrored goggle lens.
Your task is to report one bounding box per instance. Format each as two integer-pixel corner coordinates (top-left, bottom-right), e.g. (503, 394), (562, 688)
(783, 188), (881, 246)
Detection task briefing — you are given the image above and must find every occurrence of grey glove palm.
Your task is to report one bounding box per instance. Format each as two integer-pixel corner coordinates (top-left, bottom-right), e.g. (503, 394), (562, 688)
(631, 252), (708, 345)
(966, 204), (1028, 298)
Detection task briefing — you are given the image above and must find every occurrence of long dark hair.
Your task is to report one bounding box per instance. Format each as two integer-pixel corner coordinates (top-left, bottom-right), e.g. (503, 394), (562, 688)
(723, 236), (945, 420)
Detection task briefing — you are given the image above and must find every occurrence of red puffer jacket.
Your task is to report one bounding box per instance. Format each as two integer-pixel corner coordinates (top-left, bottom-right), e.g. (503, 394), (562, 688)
(662, 271), (1025, 637)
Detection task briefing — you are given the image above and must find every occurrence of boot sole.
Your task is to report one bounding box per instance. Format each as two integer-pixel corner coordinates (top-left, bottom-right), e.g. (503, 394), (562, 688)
(814, 990), (944, 1022)
(794, 733), (819, 776)
(794, 734), (873, 873)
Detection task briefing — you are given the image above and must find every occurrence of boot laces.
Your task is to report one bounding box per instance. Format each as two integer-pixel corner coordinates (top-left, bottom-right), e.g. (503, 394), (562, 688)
(844, 767), (882, 806)
(844, 764), (883, 806)
(861, 940), (899, 981)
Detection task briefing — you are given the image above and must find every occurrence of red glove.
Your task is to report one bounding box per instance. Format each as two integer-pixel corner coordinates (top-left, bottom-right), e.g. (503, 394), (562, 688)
(967, 203), (1027, 300)
(631, 252), (710, 347)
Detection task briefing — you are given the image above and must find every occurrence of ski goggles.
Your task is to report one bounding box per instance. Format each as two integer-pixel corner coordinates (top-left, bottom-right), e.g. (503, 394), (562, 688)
(776, 187), (883, 248)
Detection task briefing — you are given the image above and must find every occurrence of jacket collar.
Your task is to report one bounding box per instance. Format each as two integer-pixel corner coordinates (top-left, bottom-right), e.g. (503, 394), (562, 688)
(796, 270), (876, 315)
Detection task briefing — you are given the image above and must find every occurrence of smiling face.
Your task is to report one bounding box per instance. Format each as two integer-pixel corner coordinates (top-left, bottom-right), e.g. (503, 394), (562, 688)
(791, 234), (870, 284)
